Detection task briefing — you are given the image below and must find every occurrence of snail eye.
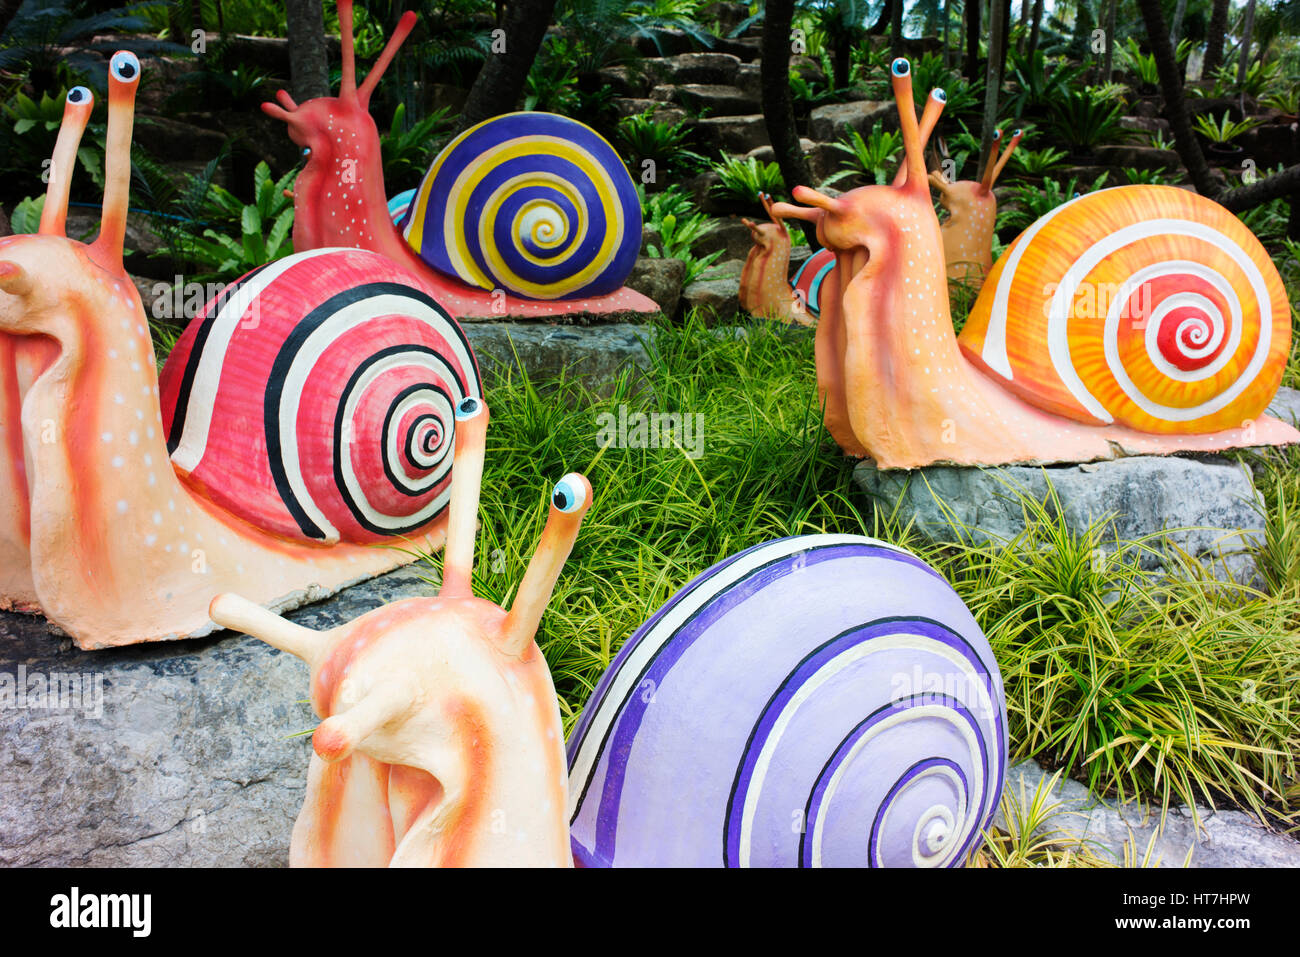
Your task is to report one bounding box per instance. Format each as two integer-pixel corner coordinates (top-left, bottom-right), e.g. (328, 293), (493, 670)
(109, 51), (140, 83)
(301, 147), (311, 156)
(1013, 128), (1022, 137)
(933, 88), (946, 103)
(455, 396), (483, 420)
(550, 473), (587, 514)
(891, 58), (910, 77)
(66, 86), (92, 106)
(993, 129), (1002, 140)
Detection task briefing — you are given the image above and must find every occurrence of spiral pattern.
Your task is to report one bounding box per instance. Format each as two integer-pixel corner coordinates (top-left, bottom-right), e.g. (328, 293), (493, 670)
(566, 535), (1006, 868)
(399, 112), (642, 301)
(960, 185), (1290, 434)
(159, 248), (481, 545)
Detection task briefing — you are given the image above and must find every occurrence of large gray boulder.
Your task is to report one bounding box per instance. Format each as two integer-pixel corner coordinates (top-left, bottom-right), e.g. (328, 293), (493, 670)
(808, 100), (895, 142)
(625, 256), (687, 318)
(0, 567), (436, 866)
(853, 455), (1264, 581)
(465, 322), (652, 397)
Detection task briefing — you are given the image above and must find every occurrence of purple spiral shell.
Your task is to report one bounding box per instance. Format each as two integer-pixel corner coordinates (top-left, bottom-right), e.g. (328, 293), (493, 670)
(566, 534), (1007, 867)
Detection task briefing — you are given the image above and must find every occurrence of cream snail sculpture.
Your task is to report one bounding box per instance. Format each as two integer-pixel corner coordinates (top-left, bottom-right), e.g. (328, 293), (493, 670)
(771, 59), (1297, 468)
(214, 399), (1008, 868)
(0, 53), (480, 648)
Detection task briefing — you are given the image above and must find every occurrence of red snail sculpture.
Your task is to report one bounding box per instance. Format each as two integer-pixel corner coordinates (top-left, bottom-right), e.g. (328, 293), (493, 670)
(768, 58), (1296, 469)
(262, 0), (656, 320)
(0, 53), (481, 648)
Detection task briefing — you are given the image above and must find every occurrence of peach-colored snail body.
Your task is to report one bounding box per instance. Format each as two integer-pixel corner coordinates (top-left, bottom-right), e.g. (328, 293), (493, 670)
(0, 54), (479, 648)
(928, 127), (1021, 291)
(209, 398), (589, 867)
(771, 58), (1297, 469)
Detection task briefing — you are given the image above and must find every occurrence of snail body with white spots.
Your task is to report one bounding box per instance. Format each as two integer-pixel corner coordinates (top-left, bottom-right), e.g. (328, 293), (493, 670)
(262, 0), (654, 320)
(216, 402), (1007, 868)
(0, 53), (480, 648)
(773, 59), (1298, 468)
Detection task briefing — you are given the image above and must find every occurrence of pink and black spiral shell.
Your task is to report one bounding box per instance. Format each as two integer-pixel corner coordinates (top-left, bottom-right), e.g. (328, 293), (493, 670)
(159, 248), (481, 545)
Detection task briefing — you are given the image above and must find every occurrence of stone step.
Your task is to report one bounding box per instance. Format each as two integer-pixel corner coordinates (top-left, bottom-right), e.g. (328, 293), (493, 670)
(691, 113), (769, 154)
(808, 99), (896, 142)
(653, 82), (760, 116)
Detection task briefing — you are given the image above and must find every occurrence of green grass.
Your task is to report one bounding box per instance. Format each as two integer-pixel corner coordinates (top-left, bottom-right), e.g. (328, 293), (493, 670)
(401, 312), (1300, 830)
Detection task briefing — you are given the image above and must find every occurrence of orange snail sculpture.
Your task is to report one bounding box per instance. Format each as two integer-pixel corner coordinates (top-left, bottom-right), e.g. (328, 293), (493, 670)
(769, 58), (1297, 469)
(0, 54), (481, 649)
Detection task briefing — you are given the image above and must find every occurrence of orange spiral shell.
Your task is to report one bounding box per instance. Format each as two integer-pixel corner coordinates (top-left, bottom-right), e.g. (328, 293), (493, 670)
(960, 185), (1290, 434)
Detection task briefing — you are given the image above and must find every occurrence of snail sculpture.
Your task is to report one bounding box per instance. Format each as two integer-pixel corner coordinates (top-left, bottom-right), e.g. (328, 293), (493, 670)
(0, 53), (481, 648)
(771, 58), (1297, 468)
(215, 400), (1007, 867)
(741, 90), (956, 323)
(263, 0), (655, 320)
(929, 127), (1022, 290)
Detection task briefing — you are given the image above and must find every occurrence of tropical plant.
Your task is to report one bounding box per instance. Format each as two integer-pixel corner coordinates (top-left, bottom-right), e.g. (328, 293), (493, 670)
(1120, 166), (1169, 185)
(1000, 172), (1109, 232)
(1118, 37), (1159, 91)
(639, 185), (721, 285)
(380, 101), (452, 190)
(823, 121), (903, 187)
(789, 68), (841, 111)
(1047, 89), (1126, 154)
(1262, 84), (1300, 116)
(709, 152), (784, 205)
(1008, 145), (1069, 177)
(1004, 49), (1082, 119)
(1193, 111), (1262, 145)
(1, 87), (104, 188)
(617, 110), (707, 181)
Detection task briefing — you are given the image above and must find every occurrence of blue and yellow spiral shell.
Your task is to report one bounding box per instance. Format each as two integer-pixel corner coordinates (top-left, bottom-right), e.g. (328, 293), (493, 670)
(399, 112), (642, 301)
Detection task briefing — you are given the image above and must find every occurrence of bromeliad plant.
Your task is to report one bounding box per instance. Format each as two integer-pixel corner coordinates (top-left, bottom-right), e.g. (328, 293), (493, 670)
(823, 120), (903, 187)
(1193, 111), (1261, 146)
(709, 152), (785, 208)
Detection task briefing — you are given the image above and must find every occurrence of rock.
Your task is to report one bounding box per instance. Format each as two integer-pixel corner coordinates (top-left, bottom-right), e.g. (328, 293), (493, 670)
(1093, 145), (1182, 171)
(1187, 97), (1245, 123)
(710, 36), (762, 61)
(852, 455), (1264, 583)
(65, 208), (164, 263)
(464, 322), (652, 396)
(1242, 123), (1298, 172)
(681, 273), (741, 323)
(641, 223), (662, 255)
(808, 100), (895, 142)
(788, 245), (814, 269)
(692, 216), (756, 263)
(595, 65), (651, 97)
(733, 62), (762, 99)
(430, 84), (469, 113)
(1267, 386), (1300, 426)
(625, 256), (687, 317)
(1000, 760), (1300, 867)
(692, 114), (769, 153)
(789, 54), (827, 85)
(1119, 115), (1172, 135)
(132, 114), (229, 162)
(610, 97), (686, 126)
(651, 52), (741, 86)
(700, 1), (752, 36)
(665, 83), (760, 116)
(0, 566), (436, 866)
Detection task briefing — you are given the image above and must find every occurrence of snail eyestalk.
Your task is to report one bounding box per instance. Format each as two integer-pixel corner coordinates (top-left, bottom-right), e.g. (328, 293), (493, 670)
(94, 51), (140, 271)
(358, 11), (418, 106)
(440, 397), (488, 599)
(891, 59), (926, 190)
(39, 87), (94, 238)
(338, 0), (358, 99)
(501, 473), (592, 658)
(0, 262), (32, 297)
(989, 129), (1023, 189)
(980, 129), (1004, 192)
(209, 593), (325, 664)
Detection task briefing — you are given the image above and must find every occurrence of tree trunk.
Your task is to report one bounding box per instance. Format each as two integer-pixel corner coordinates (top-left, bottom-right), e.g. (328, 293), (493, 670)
(891, 0), (906, 60)
(833, 34), (852, 90)
(1169, 0), (1188, 45)
(979, 0), (1006, 169)
(1236, 0), (1258, 87)
(997, 0), (1011, 89)
(761, 0), (818, 246)
(284, 0), (330, 101)
(965, 0), (981, 78)
(1027, 0), (1044, 60)
(457, 0), (559, 131)
(1102, 0), (1117, 82)
(943, 0), (952, 67)
(868, 0), (896, 34)
(1204, 0), (1230, 75)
